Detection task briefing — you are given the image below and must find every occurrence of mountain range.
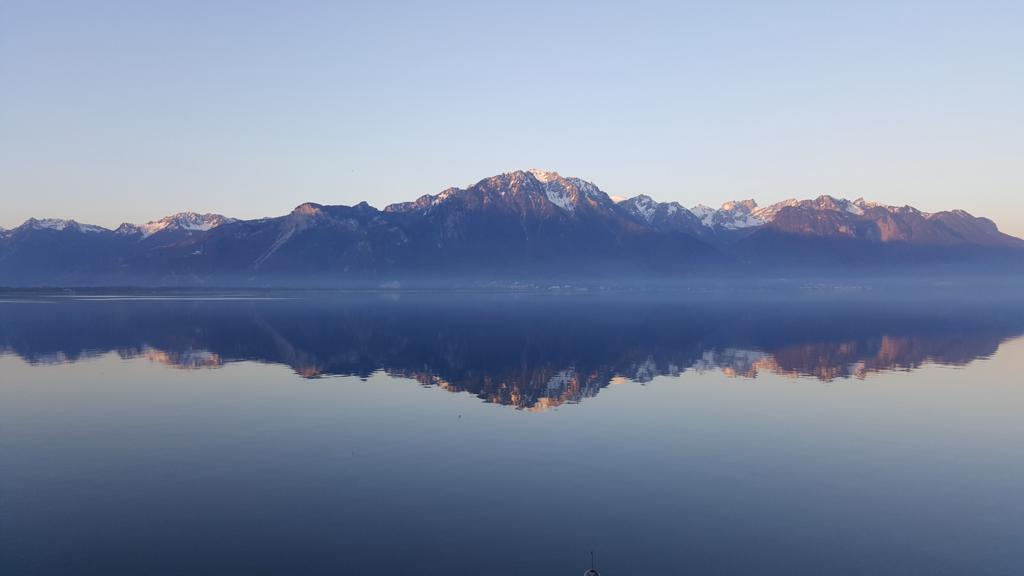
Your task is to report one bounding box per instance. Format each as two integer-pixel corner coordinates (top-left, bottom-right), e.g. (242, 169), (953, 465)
(3, 169), (1022, 286)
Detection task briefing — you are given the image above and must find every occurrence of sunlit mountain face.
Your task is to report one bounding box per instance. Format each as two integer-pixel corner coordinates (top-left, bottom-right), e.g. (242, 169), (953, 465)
(3, 170), (1024, 286)
(3, 292), (1021, 410)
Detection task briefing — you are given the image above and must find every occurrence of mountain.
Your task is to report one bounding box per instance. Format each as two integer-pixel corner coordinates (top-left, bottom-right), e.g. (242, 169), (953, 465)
(691, 199), (765, 231)
(116, 212), (237, 240)
(755, 196), (1022, 246)
(1, 170), (1022, 286)
(0, 212), (236, 285)
(375, 170), (714, 275)
(728, 196), (1024, 270)
(616, 193), (1024, 271)
(15, 218), (110, 234)
(615, 194), (706, 236)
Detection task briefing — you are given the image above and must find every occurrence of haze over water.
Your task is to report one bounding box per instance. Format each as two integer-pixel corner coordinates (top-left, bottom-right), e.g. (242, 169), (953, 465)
(2, 292), (1023, 575)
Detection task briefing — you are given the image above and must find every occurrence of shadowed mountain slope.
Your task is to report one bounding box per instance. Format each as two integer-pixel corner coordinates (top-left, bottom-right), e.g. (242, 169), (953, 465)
(2, 171), (1022, 286)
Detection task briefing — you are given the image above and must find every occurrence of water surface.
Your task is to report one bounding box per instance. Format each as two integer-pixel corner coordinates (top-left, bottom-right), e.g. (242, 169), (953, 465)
(2, 293), (1023, 575)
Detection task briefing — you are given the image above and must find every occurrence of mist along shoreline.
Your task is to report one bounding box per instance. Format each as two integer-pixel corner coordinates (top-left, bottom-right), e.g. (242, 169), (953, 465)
(3, 274), (1024, 301)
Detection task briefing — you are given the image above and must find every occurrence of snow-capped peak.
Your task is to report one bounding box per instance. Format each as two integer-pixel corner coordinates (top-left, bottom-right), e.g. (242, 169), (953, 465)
(752, 198), (800, 221)
(691, 205), (715, 219)
(720, 199), (758, 212)
(115, 223), (142, 235)
(545, 186), (575, 211)
(30, 218), (69, 231)
(692, 200), (765, 230)
(139, 212), (235, 238)
(431, 188), (458, 206)
(518, 170), (610, 212)
(754, 196), (866, 221)
(853, 197), (887, 210)
(624, 195), (659, 223)
(527, 168), (560, 183)
(20, 218), (108, 233)
(843, 201), (864, 216)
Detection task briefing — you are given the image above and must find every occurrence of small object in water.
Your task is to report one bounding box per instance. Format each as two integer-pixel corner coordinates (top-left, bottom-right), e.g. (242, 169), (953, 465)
(584, 570), (600, 576)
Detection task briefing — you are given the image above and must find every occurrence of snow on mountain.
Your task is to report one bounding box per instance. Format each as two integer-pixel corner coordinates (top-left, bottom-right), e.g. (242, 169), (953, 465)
(19, 218), (109, 233)
(31, 218), (69, 231)
(613, 195), (708, 235)
(4, 169), (1021, 286)
(751, 199), (800, 221)
(619, 194), (660, 223)
(691, 205), (716, 223)
(686, 196), (887, 231)
(386, 169), (614, 215)
(805, 195), (865, 215)
(527, 168), (559, 183)
(384, 171), (1019, 249)
(429, 189), (458, 207)
(691, 200), (766, 230)
(78, 223), (110, 233)
(851, 198), (932, 217)
(8, 170), (1019, 267)
(626, 193), (926, 233)
(853, 198), (886, 210)
(754, 196), (871, 221)
(137, 212), (236, 238)
(542, 180), (576, 211)
(527, 169), (610, 212)
(9, 214), (236, 238)
(115, 223), (142, 235)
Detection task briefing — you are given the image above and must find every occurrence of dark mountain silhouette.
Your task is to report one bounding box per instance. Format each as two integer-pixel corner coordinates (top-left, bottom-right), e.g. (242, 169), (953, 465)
(2, 170), (1022, 286)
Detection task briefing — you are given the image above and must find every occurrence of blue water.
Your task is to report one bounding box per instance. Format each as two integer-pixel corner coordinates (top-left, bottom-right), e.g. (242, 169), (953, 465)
(2, 293), (1023, 575)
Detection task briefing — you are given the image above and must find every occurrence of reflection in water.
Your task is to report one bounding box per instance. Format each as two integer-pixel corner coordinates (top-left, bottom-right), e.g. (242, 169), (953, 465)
(145, 348), (223, 369)
(2, 294), (1022, 410)
(4, 292), (1024, 576)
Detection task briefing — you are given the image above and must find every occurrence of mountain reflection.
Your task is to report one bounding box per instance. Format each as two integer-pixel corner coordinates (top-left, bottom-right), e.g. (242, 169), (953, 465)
(2, 294), (1021, 410)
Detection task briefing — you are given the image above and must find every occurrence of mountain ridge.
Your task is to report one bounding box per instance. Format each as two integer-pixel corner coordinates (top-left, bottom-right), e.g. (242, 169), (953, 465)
(2, 169), (1022, 286)
(5, 170), (1019, 245)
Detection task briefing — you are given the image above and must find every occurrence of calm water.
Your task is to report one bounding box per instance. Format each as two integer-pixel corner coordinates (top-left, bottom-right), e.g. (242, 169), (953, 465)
(2, 292), (1023, 575)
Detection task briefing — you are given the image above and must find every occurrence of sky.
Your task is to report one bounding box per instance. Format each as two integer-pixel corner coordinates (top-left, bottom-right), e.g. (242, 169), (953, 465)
(2, 0), (1023, 236)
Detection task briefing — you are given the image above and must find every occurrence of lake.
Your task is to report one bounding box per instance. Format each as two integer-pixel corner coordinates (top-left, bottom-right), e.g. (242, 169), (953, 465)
(2, 291), (1023, 575)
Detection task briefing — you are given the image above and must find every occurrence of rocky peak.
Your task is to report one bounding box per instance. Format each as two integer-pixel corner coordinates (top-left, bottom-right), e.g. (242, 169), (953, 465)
(138, 212), (236, 238)
(18, 218), (108, 234)
(620, 195), (661, 223)
(292, 203), (324, 216)
(385, 170), (615, 216)
(526, 168), (560, 183)
(692, 199), (766, 230)
(115, 223), (143, 235)
(721, 199), (758, 212)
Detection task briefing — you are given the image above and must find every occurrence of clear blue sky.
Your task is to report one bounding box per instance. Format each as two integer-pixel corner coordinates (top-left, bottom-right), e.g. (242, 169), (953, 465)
(2, 0), (1022, 235)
